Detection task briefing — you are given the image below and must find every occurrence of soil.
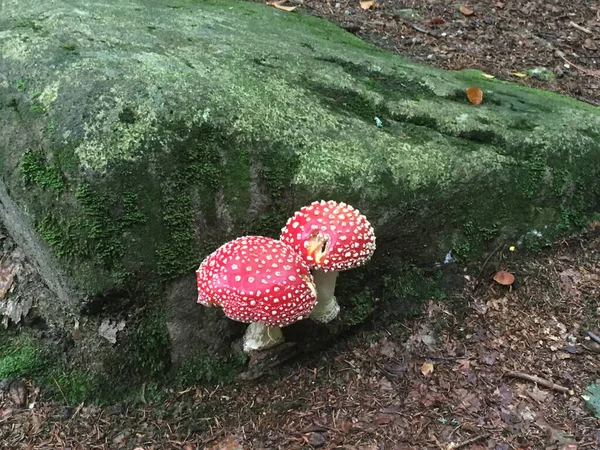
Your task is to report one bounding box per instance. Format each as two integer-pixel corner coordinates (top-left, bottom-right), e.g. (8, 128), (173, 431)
(1, 1), (600, 449)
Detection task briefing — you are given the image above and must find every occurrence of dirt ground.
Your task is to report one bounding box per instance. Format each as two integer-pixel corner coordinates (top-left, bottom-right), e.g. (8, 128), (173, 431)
(2, 1), (600, 449)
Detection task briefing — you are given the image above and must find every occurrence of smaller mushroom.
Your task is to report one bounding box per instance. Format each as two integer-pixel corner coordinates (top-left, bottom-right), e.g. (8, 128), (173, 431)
(196, 236), (317, 353)
(280, 200), (376, 323)
(493, 270), (515, 289)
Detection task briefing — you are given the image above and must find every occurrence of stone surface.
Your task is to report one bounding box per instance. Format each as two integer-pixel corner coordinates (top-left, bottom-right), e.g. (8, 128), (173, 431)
(0, 0), (599, 398)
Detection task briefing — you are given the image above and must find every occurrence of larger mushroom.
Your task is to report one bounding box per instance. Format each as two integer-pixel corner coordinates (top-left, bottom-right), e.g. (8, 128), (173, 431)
(196, 236), (317, 353)
(280, 200), (376, 323)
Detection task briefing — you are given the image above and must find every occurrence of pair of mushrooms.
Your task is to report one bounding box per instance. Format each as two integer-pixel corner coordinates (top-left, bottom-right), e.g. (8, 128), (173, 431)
(196, 200), (376, 353)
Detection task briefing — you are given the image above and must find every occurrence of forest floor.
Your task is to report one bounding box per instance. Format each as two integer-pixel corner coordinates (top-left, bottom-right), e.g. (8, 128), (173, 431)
(2, 0), (600, 449)
(2, 225), (600, 449)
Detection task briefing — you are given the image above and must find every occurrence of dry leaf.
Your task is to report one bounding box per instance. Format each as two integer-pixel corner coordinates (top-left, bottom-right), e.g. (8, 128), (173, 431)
(495, 1), (505, 8)
(266, 1), (297, 12)
(459, 6), (475, 16)
(481, 73), (495, 79)
(0, 264), (14, 299)
(493, 270), (515, 286)
(430, 16), (446, 25)
(421, 361), (434, 376)
(512, 72), (527, 78)
(583, 38), (597, 51)
(466, 86), (483, 105)
(360, 0), (375, 10)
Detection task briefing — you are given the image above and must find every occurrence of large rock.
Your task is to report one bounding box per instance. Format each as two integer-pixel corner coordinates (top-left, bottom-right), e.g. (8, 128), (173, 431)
(1, 0), (599, 400)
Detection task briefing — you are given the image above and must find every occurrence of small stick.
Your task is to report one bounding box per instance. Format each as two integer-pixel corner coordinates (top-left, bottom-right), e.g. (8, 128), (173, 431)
(558, 53), (600, 77)
(569, 21), (593, 34)
(448, 433), (490, 449)
(504, 371), (573, 395)
(586, 330), (600, 345)
(477, 242), (504, 279)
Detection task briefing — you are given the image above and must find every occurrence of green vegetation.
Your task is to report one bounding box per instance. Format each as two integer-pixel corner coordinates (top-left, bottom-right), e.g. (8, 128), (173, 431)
(0, 334), (45, 379)
(21, 149), (65, 192)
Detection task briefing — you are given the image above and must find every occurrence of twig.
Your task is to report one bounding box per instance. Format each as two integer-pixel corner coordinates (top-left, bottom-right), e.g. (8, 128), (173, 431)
(558, 53), (600, 78)
(477, 243), (504, 279)
(586, 330), (600, 345)
(569, 21), (592, 34)
(52, 376), (68, 404)
(504, 371), (573, 395)
(448, 433), (490, 449)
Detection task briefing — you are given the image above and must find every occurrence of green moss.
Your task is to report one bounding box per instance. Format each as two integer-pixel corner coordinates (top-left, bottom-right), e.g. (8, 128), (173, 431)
(175, 352), (248, 388)
(20, 148), (65, 192)
(37, 214), (78, 258)
(50, 370), (96, 404)
(0, 334), (45, 379)
(344, 291), (376, 326)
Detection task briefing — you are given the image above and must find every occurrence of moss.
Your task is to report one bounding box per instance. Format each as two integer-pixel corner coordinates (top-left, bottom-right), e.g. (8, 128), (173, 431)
(175, 352), (248, 388)
(20, 148), (65, 192)
(0, 334), (45, 379)
(37, 214), (78, 258)
(49, 370), (96, 404)
(343, 291), (376, 326)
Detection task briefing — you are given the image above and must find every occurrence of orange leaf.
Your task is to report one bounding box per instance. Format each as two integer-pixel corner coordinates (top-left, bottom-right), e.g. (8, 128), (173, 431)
(459, 5), (475, 15)
(421, 361), (434, 376)
(360, 0), (375, 9)
(266, 1), (297, 12)
(466, 86), (483, 105)
(493, 270), (515, 286)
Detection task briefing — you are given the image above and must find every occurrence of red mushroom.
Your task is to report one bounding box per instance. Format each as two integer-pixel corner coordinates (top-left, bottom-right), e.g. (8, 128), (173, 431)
(280, 200), (376, 323)
(196, 236), (317, 352)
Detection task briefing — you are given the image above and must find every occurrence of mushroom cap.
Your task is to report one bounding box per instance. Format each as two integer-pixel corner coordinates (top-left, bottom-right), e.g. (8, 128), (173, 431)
(280, 200), (376, 272)
(196, 236), (317, 327)
(493, 270), (515, 286)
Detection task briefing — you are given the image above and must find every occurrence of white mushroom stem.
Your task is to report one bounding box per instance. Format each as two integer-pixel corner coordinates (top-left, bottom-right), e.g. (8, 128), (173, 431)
(243, 322), (284, 353)
(309, 269), (340, 323)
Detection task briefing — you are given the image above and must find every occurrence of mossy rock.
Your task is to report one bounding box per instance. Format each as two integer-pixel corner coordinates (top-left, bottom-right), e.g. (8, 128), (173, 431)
(0, 0), (599, 402)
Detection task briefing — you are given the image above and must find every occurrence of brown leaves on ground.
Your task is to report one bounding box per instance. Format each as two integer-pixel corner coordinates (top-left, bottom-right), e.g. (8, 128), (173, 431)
(3, 230), (600, 448)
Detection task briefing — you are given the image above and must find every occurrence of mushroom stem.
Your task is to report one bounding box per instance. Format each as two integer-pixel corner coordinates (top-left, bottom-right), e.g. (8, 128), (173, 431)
(242, 322), (284, 353)
(309, 269), (340, 323)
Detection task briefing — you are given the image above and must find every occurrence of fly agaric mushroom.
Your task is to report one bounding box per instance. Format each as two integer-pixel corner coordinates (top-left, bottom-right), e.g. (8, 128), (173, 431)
(196, 236), (317, 352)
(280, 200), (376, 323)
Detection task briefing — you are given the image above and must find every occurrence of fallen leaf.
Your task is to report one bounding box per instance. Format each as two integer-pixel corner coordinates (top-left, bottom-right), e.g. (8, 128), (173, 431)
(360, 0), (375, 10)
(379, 338), (397, 357)
(266, 1), (297, 12)
(307, 432), (326, 447)
(512, 72), (527, 78)
(375, 413), (393, 425)
(495, 1), (505, 8)
(421, 361), (434, 376)
(210, 435), (244, 450)
(0, 264), (14, 299)
(459, 5), (475, 16)
(481, 73), (495, 79)
(529, 386), (550, 403)
(493, 270), (514, 286)
(429, 16), (446, 25)
(466, 86), (483, 105)
(98, 319), (127, 344)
